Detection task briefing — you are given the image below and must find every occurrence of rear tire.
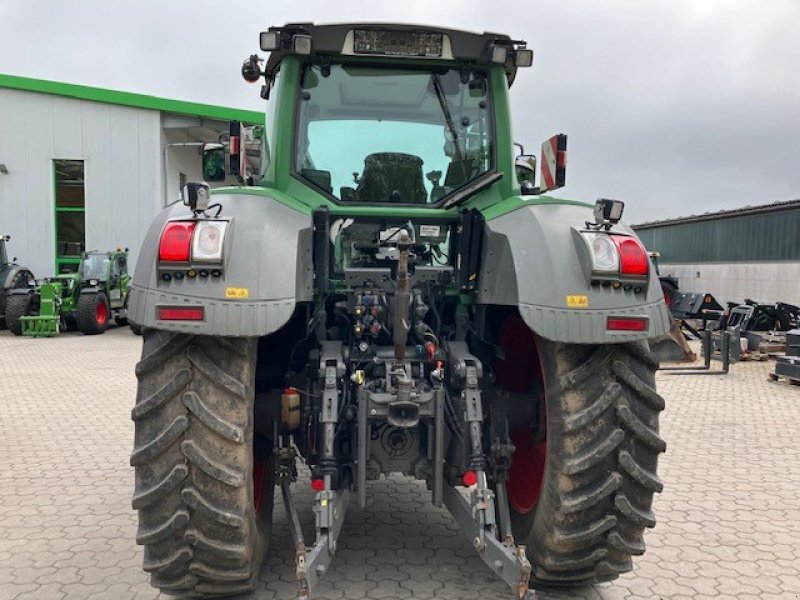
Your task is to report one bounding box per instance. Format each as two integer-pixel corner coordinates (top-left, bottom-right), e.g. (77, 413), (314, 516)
(76, 292), (110, 335)
(131, 331), (273, 597)
(5, 292), (31, 336)
(502, 332), (666, 586)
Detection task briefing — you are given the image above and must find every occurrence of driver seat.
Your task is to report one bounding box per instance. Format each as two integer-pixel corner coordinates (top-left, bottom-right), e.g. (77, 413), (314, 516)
(356, 153), (427, 203)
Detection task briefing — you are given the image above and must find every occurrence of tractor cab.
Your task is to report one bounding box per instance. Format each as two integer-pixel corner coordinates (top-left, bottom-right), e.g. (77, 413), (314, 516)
(231, 23), (566, 203)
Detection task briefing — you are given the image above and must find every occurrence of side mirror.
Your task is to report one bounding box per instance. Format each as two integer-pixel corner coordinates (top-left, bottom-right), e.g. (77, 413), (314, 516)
(202, 143), (226, 182)
(515, 155), (537, 195)
(539, 133), (567, 193)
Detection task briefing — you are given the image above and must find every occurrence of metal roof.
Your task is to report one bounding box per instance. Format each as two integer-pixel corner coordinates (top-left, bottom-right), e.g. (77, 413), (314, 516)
(0, 73), (262, 124)
(633, 198), (800, 230)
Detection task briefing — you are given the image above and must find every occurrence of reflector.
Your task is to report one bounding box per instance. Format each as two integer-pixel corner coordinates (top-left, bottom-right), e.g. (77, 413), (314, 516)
(607, 317), (648, 331)
(158, 307), (204, 321)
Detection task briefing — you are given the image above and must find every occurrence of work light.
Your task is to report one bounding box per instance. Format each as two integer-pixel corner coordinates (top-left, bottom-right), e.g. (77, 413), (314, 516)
(260, 31), (278, 51)
(192, 221), (228, 263)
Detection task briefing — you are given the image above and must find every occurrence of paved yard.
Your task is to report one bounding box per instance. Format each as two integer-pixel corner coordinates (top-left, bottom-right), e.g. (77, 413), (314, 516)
(1, 328), (799, 600)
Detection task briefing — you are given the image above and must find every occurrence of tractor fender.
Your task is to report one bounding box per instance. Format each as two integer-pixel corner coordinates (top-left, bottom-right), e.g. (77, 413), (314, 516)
(478, 202), (670, 344)
(2, 265), (33, 290)
(129, 191), (311, 336)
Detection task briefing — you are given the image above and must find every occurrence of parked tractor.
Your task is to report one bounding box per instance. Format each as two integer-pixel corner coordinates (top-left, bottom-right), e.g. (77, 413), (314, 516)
(129, 24), (670, 600)
(0, 234), (35, 329)
(6, 249), (131, 336)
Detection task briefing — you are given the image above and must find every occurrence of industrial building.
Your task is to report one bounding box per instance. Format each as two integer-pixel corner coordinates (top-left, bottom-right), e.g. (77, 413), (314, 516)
(0, 74), (260, 277)
(634, 199), (800, 304)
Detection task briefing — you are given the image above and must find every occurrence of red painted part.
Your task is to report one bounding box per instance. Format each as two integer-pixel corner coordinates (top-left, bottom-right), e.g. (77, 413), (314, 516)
(495, 314), (548, 515)
(95, 301), (107, 325)
(462, 470), (478, 487)
(663, 290), (672, 307)
(253, 458), (267, 513)
(311, 478), (325, 492)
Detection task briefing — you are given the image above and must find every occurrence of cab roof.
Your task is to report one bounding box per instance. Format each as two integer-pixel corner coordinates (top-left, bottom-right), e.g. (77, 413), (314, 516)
(263, 23), (527, 85)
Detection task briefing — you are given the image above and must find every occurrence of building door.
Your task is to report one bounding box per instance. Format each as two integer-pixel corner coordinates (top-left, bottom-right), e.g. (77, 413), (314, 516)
(54, 160), (85, 273)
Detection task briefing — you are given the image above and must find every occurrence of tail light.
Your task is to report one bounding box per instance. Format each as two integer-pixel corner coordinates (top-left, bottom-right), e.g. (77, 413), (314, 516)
(580, 231), (649, 280)
(610, 235), (648, 276)
(159, 222), (195, 262)
(159, 220), (228, 264)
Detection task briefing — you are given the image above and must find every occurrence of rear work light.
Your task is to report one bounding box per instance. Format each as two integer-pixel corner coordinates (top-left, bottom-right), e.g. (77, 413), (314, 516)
(607, 316), (648, 332)
(192, 221), (228, 262)
(611, 235), (649, 276)
(159, 222), (196, 262)
(158, 307), (204, 321)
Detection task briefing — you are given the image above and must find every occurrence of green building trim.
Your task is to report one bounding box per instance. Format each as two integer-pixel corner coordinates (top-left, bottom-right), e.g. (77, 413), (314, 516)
(634, 200), (800, 263)
(0, 73), (262, 124)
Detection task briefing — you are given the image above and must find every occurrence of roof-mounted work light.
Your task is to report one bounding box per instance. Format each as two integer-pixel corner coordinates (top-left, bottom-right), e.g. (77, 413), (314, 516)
(515, 48), (533, 67)
(292, 34), (313, 55)
(489, 44), (508, 64)
(260, 31), (279, 51)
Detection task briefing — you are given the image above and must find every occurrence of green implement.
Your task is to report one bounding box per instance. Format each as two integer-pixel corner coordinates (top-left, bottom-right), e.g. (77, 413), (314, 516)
(9, 249), (131, 337)
(20, 282), (62, 336)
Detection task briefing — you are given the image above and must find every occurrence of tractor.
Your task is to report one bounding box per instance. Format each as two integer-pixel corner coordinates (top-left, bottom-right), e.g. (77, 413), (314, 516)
(128, 24), (670, 600)
(0, 234), (35, 329)
(6, 249), (131, 336)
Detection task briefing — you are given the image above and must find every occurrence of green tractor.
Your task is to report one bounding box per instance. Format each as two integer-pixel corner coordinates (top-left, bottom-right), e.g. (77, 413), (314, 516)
(0, 234), (35, 329)
(128, 24), (670, 600)
(6, 249), (131, 336)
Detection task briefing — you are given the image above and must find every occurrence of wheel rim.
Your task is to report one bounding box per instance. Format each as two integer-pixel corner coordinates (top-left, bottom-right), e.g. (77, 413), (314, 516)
(96, 300), (107, 325)
(495, 314), (548, 515)
(253, 457), (268, 513)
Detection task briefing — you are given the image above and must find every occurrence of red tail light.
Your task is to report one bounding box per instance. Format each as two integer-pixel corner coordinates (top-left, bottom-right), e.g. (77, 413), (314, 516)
(311, 478), (325, 492)
(611, 235), (648, 276)
(158, 307), (204, 321)
(159, 222), (196, 262)
(607, 316), (648, 331)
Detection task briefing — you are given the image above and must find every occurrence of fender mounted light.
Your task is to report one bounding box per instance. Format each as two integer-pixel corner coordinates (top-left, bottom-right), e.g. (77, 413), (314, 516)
(610, 235), (649, 277)
(159, 222), (196, 262)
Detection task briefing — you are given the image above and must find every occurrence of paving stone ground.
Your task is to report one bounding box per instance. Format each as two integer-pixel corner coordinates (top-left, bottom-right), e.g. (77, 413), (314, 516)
(1, 328), (799, 600)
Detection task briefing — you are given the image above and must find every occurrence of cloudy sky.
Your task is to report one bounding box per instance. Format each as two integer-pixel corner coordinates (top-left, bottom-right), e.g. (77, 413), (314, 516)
(1, 0), (798, 222)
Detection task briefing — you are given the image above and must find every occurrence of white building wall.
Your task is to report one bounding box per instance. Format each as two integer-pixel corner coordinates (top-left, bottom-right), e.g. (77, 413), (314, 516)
(0, 87), (162, 277)
(661, 262), (800, 305)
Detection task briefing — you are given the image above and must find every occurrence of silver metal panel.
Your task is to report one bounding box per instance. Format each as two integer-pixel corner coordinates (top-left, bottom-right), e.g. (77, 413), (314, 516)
(129, 192), (307, 335)
(483, 203), (670, 343)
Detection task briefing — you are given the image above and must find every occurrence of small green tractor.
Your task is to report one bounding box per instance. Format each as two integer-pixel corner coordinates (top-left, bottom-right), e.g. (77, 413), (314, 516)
(129, 24), (670, 600)
(6, 249), (131, 336)
(0, 234), (35, 329)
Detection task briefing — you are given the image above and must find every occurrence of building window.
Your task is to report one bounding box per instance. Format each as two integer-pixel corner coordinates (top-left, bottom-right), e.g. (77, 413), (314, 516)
(54, 159), (85, 273)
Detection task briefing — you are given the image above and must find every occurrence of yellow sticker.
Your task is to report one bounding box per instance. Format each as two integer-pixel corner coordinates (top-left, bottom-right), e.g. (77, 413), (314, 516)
(320, 499), (328, 507)
(225, 287), (249, 299)
(566, 294), (589, 308)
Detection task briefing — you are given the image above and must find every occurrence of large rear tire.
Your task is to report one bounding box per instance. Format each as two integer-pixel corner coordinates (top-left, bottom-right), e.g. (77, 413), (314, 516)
(131, 331), (273, 597)
(5, 292), (31, 336)
(497, 317), (666, 586)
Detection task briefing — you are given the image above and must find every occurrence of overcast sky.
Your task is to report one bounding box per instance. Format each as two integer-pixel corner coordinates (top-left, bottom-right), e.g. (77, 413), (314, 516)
(2, 0), (798, 222)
